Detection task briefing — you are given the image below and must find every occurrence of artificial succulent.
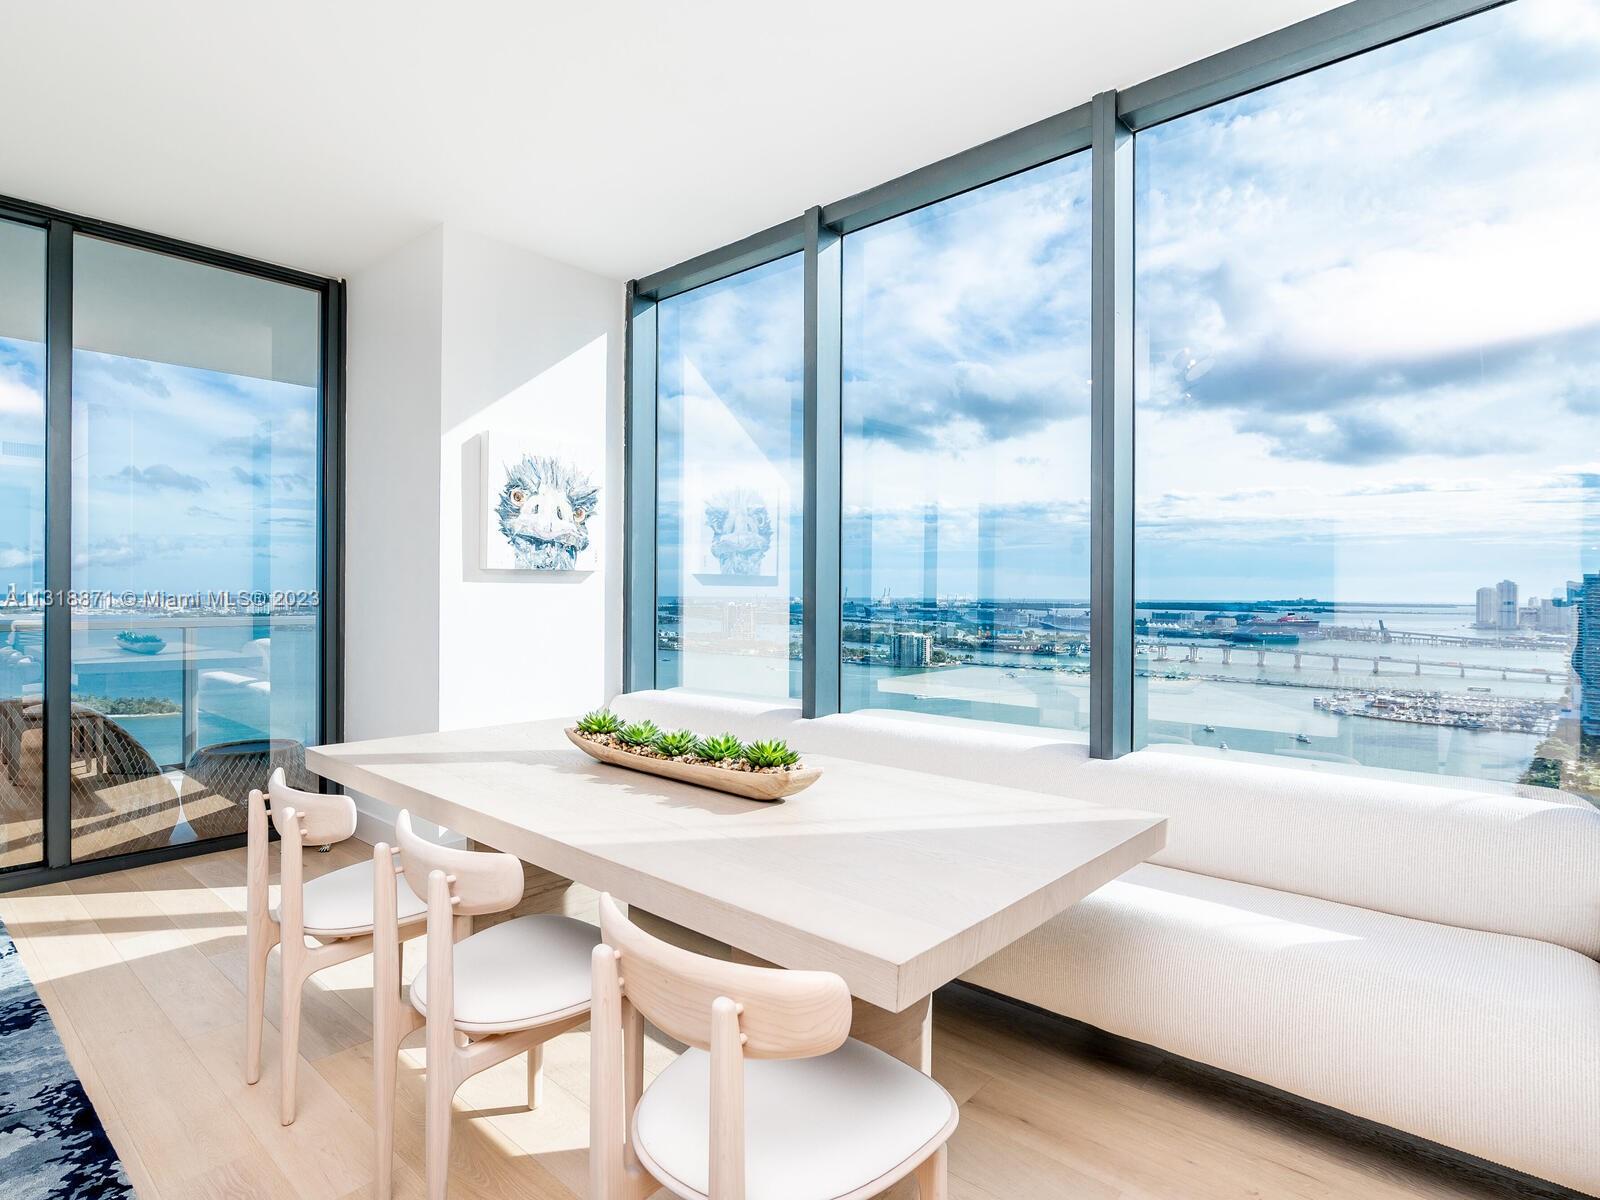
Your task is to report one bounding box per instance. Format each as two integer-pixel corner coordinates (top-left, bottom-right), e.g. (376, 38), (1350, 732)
(575, 708), (624, 736)
(653, 728), (698, 758)
(694, 732), (745, 763)
(617, 719), (662, 748)
(742, 738), (801, 770)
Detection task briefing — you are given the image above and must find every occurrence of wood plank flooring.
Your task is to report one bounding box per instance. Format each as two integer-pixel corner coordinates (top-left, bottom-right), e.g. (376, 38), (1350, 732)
(0, 840), (1581, 1200)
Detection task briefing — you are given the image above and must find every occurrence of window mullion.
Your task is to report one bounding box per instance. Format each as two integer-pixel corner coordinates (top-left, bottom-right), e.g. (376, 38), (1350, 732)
(623, 281), (658, 694)
(1089, 91), (1135, 760)
(802, 207), (843, 719)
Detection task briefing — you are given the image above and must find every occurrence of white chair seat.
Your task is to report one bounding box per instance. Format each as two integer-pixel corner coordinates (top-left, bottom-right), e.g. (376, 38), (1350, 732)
(633, 1037), (957, 1200)
(272, 858), (426, 937)
(410, 914), (600, 1033)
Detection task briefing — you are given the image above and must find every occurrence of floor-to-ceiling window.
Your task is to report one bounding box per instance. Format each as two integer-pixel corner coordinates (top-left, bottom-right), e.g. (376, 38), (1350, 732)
(1133, 0), (1600, 795)
(0, 202), (339, 887)
(839, 155), (1093, 729)
(0, 220), (47, 870)
(70, 236), (325, 860)
(655, 255), (804, 700)
(626, 0), (1600, 804)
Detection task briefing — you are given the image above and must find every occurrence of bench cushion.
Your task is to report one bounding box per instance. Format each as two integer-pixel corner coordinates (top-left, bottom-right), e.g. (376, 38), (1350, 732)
(964, 862), (1600, 1195)
(1078, 751), (1600, 958)
(613, 691), (1600, 957)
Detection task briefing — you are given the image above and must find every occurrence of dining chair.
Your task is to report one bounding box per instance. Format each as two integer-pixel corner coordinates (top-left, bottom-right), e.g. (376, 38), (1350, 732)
(245, 767), (429, 1125)
(589, 892), (959, 1200)
(373, 810), (601, 1200)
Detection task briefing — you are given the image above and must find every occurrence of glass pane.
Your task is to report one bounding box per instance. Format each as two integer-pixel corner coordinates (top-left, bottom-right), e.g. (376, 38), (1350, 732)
(0, 219), (47, 871)
(841, 153), (1093, 731)
(656, 255), (804, 700)
(1134, 0), (1600, 802)
(71, 235), (323, 861)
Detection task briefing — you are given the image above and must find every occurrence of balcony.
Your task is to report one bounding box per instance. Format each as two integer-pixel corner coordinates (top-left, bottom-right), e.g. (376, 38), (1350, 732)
(0, 610), (317, 869)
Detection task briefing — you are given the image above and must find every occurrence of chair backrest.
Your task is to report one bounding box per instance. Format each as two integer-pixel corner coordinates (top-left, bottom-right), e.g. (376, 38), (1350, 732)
(395, 810), (523, 917)
(597, 893), (851, 1060)
(268, 767), (356, 845)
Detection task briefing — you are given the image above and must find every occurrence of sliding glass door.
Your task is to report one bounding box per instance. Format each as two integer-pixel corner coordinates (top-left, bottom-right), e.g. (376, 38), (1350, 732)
(0, 201), (340, 888)
(0, 220), (47, 870)
(69, 236), (325, 861)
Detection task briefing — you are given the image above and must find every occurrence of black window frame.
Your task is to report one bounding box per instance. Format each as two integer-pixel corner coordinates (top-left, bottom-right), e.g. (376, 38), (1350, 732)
(0, 192), (345, 893)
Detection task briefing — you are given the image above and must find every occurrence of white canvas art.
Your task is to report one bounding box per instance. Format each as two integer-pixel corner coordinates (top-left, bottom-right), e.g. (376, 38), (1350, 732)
(479, 432), (600, 571)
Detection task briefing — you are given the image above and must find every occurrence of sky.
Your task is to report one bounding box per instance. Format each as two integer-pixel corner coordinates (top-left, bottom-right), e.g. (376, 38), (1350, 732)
(656, 0), (1600, 607)
(1134, 0), (1600, 604)
(656, 253), (805, 601)
(0, 335), (320, 600)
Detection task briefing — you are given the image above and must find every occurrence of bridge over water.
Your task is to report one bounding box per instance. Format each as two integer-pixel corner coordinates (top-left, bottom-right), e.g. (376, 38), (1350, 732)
(1138, 638), (1565, 682)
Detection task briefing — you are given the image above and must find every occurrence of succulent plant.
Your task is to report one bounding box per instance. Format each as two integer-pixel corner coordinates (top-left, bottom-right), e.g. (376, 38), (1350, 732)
(617, 719), (662, 748)
(653, 728), (698, 758)
(742, 739), (801, 770)
(694, 732), (745, 763)
(575, 708), (624, 736)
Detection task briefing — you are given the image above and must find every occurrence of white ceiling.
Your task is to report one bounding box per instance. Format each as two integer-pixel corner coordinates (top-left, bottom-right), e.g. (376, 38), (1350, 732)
(3, 1), (1342, 283)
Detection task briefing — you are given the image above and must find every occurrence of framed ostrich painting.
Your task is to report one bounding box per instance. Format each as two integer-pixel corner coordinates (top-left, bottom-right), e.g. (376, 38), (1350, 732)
(478, 433), (600, 571)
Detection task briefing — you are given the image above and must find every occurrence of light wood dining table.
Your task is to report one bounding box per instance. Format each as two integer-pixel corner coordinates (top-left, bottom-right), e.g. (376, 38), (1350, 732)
(306, 717), (1166, 1071)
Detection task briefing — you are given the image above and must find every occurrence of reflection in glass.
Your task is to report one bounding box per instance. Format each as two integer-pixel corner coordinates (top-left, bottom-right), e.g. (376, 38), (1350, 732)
(1133, 0), (1600, 802)
(71, 235), (323, 860)
(840, 153), (1092, 730)
(0, 220), (47, 870)
(655, 255), (804, 700)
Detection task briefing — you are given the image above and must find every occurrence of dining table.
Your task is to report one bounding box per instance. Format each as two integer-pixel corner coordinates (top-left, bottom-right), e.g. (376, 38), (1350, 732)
(306, 717), (1167, 1071)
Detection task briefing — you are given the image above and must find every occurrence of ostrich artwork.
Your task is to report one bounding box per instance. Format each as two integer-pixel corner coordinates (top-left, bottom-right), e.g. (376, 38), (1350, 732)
(494, 454), (599, 569)
(704, 487), (774, 576)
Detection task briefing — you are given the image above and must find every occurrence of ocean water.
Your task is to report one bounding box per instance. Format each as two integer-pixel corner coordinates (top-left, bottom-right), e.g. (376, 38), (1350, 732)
(660, 602), (1580, 787)
(60, 620), (319, 769)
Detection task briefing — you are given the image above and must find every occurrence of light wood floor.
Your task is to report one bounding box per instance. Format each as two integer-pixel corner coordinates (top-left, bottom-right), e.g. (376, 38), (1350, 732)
(0, 839), (1579, 1200)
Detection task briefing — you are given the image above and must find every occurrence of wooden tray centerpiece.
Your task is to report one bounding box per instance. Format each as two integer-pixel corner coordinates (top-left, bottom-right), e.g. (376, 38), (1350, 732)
(565, 711), (821, 801)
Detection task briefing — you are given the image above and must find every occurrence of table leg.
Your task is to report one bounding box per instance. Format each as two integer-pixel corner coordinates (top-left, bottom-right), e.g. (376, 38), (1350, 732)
(629, 908), (934, 1074)
(840, 992), (931, 1073)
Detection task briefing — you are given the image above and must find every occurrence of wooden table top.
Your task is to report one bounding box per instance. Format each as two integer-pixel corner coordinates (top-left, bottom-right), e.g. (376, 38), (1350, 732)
(307, 719), (1166, 1012)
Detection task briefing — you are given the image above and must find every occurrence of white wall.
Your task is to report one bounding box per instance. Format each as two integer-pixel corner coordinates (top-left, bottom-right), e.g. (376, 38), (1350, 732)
(344, 226), (445, 742)
(343, 225), (623, 836)
(437, 227), (624, 729)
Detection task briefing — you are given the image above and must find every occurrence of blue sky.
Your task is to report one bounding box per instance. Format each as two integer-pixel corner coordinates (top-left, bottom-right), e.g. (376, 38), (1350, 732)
(656, 253), (805, 599)
(659, 0), (1600, 606)
(1134, 0), (1600, 603)
(0, 336), (320, 598)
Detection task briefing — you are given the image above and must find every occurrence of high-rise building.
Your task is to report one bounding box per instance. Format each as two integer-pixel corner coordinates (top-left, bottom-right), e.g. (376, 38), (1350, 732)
(1496, 579), (1519, 631)
(1576, 575), (1600, 736)
(890, 631), (933, 668)
(1533, 596), (1577, 634)
(1474, 586), (1497, 628)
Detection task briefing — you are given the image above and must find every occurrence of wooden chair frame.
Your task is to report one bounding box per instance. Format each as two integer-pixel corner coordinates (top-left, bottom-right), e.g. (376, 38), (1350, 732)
(372, 812), (591, 1200)
(244, 768), (422, 1126)
(589, 893), (954, 1200)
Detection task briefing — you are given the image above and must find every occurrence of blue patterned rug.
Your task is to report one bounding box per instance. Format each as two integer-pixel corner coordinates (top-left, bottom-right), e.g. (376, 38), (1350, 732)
(0, 917), (134, 1199)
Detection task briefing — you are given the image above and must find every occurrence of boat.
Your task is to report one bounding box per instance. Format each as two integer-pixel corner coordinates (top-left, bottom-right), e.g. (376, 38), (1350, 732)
(1294, 733), (1312, 744)
(1202, 725), (1215, 733)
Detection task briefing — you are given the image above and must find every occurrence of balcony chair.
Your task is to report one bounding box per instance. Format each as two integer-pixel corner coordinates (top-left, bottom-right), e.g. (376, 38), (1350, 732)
(372, 810), (601, 1200)
(244, 768), (428, 1124)
(589, 892), (959, 1200)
